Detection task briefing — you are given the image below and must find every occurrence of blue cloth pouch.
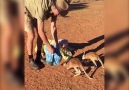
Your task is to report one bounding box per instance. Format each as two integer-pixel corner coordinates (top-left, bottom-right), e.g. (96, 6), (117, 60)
(45, 45), (62, 65)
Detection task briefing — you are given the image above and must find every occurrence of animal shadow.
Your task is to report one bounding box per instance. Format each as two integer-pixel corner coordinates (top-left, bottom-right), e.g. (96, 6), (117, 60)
(80, 54), (104, 78)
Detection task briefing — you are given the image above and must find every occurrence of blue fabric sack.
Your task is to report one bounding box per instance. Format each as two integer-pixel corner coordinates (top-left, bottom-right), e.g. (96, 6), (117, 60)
(45, 45), (62, 65)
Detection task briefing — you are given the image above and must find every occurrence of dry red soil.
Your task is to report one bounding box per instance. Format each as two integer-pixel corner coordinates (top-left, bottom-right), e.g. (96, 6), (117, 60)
(25, 1), (105, 90)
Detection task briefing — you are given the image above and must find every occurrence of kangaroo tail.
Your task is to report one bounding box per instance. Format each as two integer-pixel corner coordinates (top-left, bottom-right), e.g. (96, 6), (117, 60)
(80, 65), (92, 79)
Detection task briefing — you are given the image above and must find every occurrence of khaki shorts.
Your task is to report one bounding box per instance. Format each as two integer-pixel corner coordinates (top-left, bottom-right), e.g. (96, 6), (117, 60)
(24, 7), (37, 33)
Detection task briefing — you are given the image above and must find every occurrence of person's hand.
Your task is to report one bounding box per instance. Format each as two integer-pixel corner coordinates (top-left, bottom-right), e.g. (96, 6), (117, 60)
(55, 43), (59, 49)
(48, 46), (55, 54)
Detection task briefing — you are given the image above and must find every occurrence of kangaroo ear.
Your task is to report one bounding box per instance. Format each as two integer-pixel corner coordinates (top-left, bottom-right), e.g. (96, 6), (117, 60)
(83, 52), (86, 55)
(82, 54), (85, 59)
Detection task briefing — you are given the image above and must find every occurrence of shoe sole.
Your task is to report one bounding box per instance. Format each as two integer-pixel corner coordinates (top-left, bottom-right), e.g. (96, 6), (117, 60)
(28, 64), (39, 70)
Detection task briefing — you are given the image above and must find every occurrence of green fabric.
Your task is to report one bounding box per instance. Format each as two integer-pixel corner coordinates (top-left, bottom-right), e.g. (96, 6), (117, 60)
(60, 47), (72, 61)
(35, 39), (72, 61)
(25, 0), (54, 21)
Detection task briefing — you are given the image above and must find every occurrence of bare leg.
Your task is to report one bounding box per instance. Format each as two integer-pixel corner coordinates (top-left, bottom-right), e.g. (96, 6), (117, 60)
(80, 66), (92, 79)
(91, 59), (97, 67)
(35, 28), (43, 62)
(73, 67), (81, 77)
(26, 31), (39, 70)
(26, 32), (34, 55)
(98, 58), (104, 68)
(37, 33), (42, 52)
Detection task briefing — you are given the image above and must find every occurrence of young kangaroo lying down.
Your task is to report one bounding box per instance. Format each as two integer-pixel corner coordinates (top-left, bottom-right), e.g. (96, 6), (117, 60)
(105, 57), (129, 82)
(82, 52), (104, 68)
(63, 58), (92, 79)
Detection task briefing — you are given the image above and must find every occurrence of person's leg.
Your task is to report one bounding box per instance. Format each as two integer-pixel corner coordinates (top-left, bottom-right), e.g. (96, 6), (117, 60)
(26, 32), (39, 70)
(25, 13), (39, 70)
(35, 29), (43, 63)
(27, 32), (34, 56)
(33, 18), (44, 63)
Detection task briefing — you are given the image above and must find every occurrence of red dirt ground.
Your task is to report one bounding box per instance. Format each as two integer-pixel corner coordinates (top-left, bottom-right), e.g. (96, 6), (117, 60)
(25, 1), (104, 90)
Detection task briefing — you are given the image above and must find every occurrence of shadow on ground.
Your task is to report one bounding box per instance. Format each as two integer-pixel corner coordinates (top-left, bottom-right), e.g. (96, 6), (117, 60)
(69, 3), (89, 11)
(68, 28), (129, 78)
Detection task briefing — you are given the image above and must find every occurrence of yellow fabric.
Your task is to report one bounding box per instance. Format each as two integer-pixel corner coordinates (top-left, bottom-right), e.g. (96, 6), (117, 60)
(35, 39), (55, 53)
(60, 47), (72, 61)
(35, 39), (72, 61)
